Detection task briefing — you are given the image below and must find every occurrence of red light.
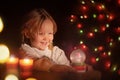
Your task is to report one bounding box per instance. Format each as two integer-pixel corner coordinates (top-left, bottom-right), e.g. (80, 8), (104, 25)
(101, 52), (108, 57)
(104, 61), (111, 69)
(108, 14), (114, 21)
(87, 32), (94, 38)
(100, 25), (106, 32)
(82, 6), (88, 11)
(118, 0), (120, 5)
(98, 46), (104, 51)
(90, 57), (96, 64)
(96, 4), (103, 11)
(114, 27), (120, 34)
(77, 23), (82, 28)
(98, 14), (105, 20)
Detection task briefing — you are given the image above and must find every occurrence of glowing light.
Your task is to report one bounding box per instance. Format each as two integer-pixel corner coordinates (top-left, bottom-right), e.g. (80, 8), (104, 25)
(96, 4), (105, 11)
(106, 24), (110, 28)
(118, 0), (120, 5)
(90, 57), (96, 64)
(108, 51), (111, 56)
(26, 77), (37, 80)
(70, 49), (86, 64)
(96, 57), (99, 62)
(101, 52), (107, 57)
(118, 36), (120, 41)
(107, 13), (114, 21)
(83, 14), (88, 19)
(81, 44), (87, 49)
(87, 32), (94, 38)
(6, 56), (19, 73)
(93, 14), (97, 18)
(94, 48), (98, 52)
(0, 44), (10, 63)
(81, 5), (88, 12)
(71, 14), (76, 19)
(100, 25), (106, 32)
(106, 37), (113, 43)
(80, 15), (84, 19)
(94, 28), (98, 32)
(81, 1), (85, 4)
(105, 61), (111, 69)
(80, 41), (83, 44)
(98, 14), (105, 20)
(91, 0), (95, 4)
(5, 74), (18, 80)
(79, 29), (83, 34)
(111, 65), (117, 72)
(70, 14), (77, 22)
(19, 58), (33, 66)
(0, 17), (4, 32)
(98, 46), (104, 51)
(77, 23), (82, 28)
(109, 42), (113, 47)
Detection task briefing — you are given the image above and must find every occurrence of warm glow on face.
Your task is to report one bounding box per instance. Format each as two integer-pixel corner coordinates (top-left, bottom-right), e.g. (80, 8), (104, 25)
(0, 17), (4, 32)
(0, 44), (10, 63)
(5, 74), (18, 80)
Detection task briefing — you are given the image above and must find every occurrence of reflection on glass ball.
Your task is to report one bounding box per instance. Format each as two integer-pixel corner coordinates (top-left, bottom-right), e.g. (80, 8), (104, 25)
(70, 49), (86, 64)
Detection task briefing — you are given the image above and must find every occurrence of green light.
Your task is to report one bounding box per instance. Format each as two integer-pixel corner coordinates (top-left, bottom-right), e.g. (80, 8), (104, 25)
(79, 30), (83, 34)
(93, 14), (97, 18)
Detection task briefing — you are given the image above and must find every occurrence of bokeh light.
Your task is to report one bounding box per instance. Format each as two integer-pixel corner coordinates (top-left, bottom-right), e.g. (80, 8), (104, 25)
(0, 17), (4, 33)
(0, 44), (10, 64)
(5, 74), (18, 80)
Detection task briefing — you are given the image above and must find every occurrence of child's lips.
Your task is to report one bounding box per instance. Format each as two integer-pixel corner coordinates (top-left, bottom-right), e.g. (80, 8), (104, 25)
(41, 42), (48, 45)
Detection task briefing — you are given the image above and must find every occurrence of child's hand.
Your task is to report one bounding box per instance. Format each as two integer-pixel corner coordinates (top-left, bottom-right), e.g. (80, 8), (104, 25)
(33, 57), (54, 71)
(49, 64), (76, 73)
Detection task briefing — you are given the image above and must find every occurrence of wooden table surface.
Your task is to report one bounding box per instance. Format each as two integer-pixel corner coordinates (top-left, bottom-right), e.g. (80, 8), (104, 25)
(0, 64), (101, 80)
(20, 70), (101, 80)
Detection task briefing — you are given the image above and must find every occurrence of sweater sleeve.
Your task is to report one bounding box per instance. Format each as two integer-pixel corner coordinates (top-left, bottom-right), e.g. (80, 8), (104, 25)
(53, 46), (70, 66)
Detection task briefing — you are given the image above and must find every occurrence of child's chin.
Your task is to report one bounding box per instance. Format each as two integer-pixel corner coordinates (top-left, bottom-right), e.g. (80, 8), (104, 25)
(40, 47), (47, 50)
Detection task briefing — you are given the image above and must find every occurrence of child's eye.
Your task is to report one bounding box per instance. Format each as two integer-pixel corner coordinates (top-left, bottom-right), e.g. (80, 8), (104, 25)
(38, 32), (43, 35)
(49, 32), (53, 34)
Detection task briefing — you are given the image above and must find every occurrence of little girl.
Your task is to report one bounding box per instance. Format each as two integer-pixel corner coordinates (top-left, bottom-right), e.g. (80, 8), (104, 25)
(19, 8), (75, 72)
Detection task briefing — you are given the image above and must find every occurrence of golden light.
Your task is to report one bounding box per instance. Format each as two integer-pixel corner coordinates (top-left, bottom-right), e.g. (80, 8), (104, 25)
(0, 17), (4, 32)
(5, 74), (18, 80)
(0, 44), (10, 63)
(26, 77), (37, 80)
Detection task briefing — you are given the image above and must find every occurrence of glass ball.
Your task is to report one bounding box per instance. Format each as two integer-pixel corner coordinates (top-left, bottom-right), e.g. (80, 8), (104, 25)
(70, 49), (86, 64)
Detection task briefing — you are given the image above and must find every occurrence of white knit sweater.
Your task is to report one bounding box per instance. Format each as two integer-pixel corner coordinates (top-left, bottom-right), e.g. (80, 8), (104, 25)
(21, 43), (70, 66)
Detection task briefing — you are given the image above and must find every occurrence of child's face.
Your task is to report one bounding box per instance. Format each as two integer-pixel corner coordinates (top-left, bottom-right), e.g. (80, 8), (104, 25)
(31, 19), (54, 50)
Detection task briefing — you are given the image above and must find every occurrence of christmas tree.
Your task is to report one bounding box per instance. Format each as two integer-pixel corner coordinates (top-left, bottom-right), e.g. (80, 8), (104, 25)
(62, 0), (120, 79)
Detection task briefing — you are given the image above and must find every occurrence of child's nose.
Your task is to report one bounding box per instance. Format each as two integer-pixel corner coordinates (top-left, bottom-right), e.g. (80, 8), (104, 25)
(43, 35), (48, 40)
